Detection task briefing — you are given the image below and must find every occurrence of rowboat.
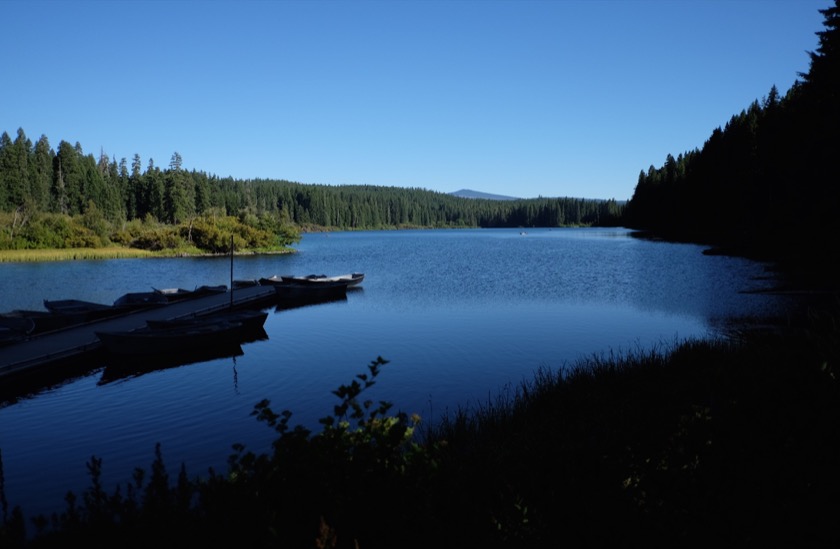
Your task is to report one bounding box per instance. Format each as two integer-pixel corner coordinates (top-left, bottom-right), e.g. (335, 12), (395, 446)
(1, 309), (82, 335)
(2, 300), (115, 336)
(43, 299), (123, 324)
(259, 275), (349, 300)
(112, 291), (169, 309)
(43, 299), (115, 315)
(0, 316), (35, 346)
(152, 284), (228, 302)
(96, 319), (244, 355)
(146, 309), (268, 332)
(280, 273), (365, 287)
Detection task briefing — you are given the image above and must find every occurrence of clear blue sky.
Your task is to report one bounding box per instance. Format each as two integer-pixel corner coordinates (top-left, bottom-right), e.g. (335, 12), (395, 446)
(1, 0), (830, 200)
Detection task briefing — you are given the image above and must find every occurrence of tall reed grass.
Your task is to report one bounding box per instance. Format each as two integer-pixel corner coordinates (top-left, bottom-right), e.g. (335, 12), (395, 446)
(0, 247), (154, 262)
(0, 246), (295, 263)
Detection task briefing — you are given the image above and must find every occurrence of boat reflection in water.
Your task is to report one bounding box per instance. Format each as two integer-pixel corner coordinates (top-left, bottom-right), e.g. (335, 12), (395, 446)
(98, 326), (268, 385)
(273, 292), (348, 312)
(97, 309), (270, 384)
(98, 341), (245, 385)
(0, 351), (104, 406)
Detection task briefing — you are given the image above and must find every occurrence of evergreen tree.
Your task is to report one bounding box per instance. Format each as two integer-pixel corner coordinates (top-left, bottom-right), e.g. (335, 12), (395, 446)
(128, 153), (143, 219)
(143, 159), (165, 221)
(54, 141), (84, 215)
(623, 0), (839, 269)
(118, 157), (130, 218)
(801, 0), (840, 95)
(0, 129), (31, 209)
(0, 131), (13, 210)
(193, 171), (211, 214)
(32, 135), (54, 209)
(79, 150), (109, 217)
(164, 152), (193, 223)
(13, 129), (32, 206)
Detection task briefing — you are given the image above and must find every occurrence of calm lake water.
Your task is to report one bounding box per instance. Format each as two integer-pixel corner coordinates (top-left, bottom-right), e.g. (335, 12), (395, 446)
(0, 228), (789, 521)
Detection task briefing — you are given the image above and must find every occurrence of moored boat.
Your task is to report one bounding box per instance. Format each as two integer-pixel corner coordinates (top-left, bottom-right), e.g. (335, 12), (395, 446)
(0, 316), (35, 346)
(43, 299), (122, 323)
(152, 284), (228, 302)
(1, 309), (81, 334)
(43, 299), (114, 315)
(232, 279), (260, 289)
(113, 291), (169, 309)
(280, 272), (365, 287)
(259, 275), (349, 300)
(96, 319), (245, 355)
(146, 309), (268, 332)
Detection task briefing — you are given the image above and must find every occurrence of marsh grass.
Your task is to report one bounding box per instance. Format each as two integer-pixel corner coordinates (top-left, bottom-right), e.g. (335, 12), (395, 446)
(425, 313), (840, 547)
(0, 246), (295, 263)
(0, 247), (155, 262)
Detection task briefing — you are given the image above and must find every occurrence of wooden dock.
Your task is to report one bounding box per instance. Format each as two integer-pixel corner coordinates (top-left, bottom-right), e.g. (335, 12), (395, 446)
(0, 285), (277, 378)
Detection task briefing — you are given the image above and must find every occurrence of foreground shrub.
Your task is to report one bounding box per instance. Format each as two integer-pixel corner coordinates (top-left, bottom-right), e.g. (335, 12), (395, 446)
(4, 358), (443, 548)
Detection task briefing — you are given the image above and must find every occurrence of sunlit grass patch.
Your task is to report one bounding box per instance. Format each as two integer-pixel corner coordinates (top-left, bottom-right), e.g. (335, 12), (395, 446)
(0, 247), (155, 262)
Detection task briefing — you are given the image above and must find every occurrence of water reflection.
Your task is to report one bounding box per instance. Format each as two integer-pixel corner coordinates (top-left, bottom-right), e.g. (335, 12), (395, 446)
(98, 327), (269, 385)
(2, 292), (352, 402)
(232, 355), (239, 394)
(274, 293), (349, 312)
(98, 343), (244, 385)
(0, 352), (103, 408)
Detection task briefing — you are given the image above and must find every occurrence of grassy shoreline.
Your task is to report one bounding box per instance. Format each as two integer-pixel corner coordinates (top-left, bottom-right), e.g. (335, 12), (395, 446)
(0, 246), (295, 263)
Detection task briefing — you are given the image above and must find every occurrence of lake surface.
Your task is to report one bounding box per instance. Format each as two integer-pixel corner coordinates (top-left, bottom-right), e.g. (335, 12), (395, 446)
(0, 228), (790, 521)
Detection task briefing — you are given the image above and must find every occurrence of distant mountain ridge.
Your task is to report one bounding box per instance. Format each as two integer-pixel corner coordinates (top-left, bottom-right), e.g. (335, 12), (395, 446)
(450, 189), (520, 201)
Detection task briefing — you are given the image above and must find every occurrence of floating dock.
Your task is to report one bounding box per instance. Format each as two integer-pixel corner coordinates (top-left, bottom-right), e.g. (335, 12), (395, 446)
(0, 285), (277, 378)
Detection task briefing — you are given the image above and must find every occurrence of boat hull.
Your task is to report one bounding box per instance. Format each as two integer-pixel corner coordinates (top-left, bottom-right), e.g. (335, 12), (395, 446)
(96, 320), (244, 356)
(259, 276), (349, 300)
(146, 309), (268, 332)
(280, 273), (364, 287)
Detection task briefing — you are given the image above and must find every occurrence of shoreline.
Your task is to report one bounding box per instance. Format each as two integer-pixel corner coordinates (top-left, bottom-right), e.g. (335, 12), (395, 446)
(0, 246), (296, 263)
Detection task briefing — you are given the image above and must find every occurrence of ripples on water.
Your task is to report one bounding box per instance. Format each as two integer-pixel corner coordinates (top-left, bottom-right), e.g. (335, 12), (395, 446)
(0, 228), (788, 520)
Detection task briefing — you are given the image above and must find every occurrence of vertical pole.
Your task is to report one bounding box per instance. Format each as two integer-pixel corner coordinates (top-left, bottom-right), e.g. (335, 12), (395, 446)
(230, 235), (234, 309)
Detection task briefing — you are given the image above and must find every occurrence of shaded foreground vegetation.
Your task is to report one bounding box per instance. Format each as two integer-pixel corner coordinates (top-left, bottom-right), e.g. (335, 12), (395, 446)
(2, 293), (838, 547)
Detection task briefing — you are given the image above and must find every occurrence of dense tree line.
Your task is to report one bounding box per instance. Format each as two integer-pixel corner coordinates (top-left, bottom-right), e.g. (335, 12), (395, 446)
(239, 180), (623, 229)
(0, 129), (623, 251)
(0, 137), (280, 230)
(624, 0), (840, 275)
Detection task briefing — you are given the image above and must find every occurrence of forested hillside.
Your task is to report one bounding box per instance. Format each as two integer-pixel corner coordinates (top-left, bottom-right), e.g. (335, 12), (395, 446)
(624, 1), (839, 281)
(0, 130), (623, 252)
